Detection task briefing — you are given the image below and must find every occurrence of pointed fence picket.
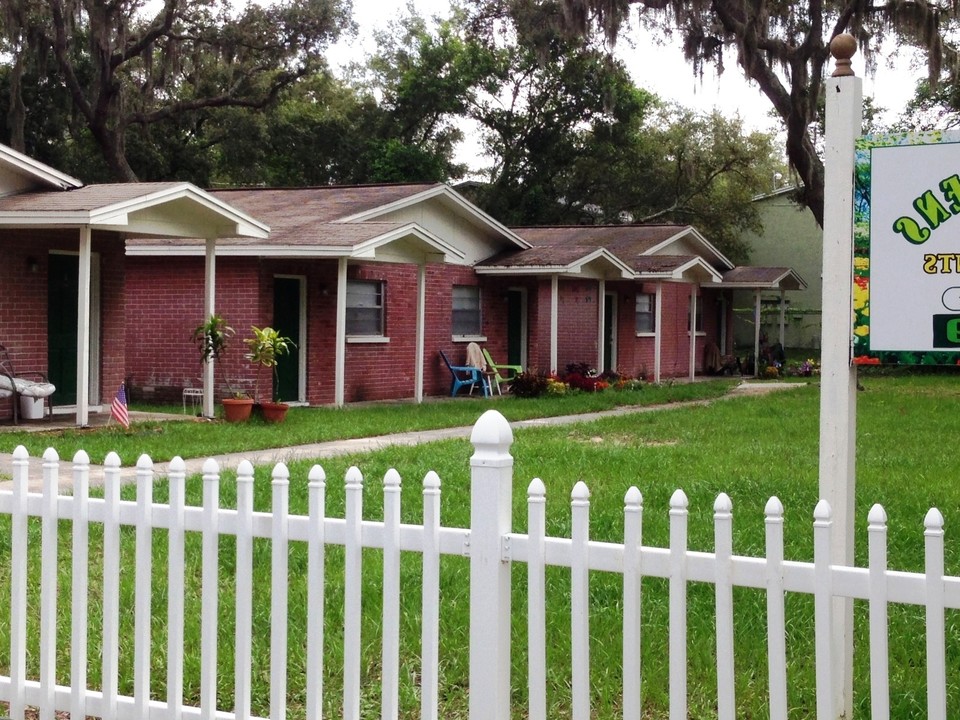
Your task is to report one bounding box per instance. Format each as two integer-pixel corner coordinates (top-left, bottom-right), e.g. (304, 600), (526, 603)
(0, 409), (959, 720)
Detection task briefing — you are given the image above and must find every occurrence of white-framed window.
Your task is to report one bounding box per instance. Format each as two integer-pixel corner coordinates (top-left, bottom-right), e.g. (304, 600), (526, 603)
(635, 292), (656, 333)
(346, 280), (384, 336)
(452, 285), (482, 337)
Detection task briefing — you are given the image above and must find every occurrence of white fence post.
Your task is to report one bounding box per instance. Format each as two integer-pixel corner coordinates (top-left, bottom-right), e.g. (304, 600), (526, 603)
(820, 35), (863, 720)
(469, 410), (514, 720)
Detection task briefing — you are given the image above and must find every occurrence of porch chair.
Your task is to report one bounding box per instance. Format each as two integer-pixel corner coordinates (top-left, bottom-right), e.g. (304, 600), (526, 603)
(439, 349), (487, 397)
(0, 344), (56, 423)
(481, 348), (522, 395)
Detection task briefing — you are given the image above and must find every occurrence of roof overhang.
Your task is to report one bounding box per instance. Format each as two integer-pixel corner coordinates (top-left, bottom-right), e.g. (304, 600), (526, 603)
(636, 257), (724, 283)
(475, 247), (634, 279)
(127, 222), (466, 264)
(0, 183), (270, 239)
(646, 226), (735, 271)
(0, 144), (83, 195)
(338, 184), (532, 251)
(715, 268), (807, 291)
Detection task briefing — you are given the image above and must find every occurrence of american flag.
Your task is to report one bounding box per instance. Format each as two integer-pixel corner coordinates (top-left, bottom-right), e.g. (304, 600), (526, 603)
(111, 382), (130, 429)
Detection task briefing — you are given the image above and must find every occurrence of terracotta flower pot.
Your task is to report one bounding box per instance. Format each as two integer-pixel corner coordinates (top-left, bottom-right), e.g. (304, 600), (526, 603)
(259, 401), (289, 423)
(222, 397), (254, 422)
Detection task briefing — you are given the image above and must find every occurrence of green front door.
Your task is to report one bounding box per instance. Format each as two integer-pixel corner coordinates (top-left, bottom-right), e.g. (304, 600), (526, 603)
(273, 277), (302, 402)
(48, 254), (78, 405)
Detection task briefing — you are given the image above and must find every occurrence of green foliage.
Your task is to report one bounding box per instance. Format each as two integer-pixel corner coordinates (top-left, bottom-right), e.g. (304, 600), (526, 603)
(243, 326), (295, 403)
(509, 371), (552, 397)
(0, 0), (353, 181)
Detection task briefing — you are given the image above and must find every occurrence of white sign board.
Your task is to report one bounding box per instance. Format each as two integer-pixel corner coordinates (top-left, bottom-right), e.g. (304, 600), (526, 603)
(854, 131), (960, 363)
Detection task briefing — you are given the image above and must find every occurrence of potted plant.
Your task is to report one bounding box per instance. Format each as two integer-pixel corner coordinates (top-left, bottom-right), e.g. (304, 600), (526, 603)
(244, 325), (295, 423)
(191, 314), (253, 422)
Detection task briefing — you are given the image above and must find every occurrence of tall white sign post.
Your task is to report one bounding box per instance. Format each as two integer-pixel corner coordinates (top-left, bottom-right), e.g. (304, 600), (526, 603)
(819, 34), (862, 720)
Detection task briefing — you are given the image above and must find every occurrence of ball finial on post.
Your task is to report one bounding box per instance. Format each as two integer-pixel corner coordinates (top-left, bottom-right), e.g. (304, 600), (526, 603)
(830, 33), (857, 77)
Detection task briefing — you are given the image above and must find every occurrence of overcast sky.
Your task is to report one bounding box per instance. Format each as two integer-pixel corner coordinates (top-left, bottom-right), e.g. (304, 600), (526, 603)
(327, 0), (924, 169)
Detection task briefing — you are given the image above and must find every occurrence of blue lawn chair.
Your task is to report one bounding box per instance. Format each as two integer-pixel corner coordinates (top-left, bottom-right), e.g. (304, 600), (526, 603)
(439, 349), (487, 397)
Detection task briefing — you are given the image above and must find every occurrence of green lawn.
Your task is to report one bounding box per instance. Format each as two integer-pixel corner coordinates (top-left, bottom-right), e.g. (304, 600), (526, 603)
(0, 379), (735, 465)
(1, 374), (957, 719)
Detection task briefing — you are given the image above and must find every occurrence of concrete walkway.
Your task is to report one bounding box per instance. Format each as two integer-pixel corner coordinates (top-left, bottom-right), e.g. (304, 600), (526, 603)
(0, 381), (804, 491)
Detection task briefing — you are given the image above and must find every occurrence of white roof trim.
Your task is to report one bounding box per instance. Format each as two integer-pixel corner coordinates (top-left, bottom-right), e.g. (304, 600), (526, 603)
(90, 183), (270, 238)
(336, 184), (532, 250)
(715, 268), (808, 290)
(127, 223), (466, 263)
(645, 226), (735, 270)
(664, 257), (724, 283)
(0, 144), (83, 192)
(475, 247), (634, 278)
(349, 223), (466, 262)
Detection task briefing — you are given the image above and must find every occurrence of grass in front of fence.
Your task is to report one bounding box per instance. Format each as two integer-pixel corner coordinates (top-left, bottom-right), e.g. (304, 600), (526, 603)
(0, 379), (735, 464)
(1, 374), (957, 718)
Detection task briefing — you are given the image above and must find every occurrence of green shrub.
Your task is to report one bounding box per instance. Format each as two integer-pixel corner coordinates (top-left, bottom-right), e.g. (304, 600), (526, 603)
(510, 371), (550, 398)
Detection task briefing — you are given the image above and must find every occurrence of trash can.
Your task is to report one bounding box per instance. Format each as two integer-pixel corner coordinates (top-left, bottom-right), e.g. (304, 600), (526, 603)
(20, 395), (44, 420)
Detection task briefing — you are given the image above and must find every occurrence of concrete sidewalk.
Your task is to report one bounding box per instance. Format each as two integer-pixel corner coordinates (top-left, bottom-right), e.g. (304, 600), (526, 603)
(0, 381), (803, 491)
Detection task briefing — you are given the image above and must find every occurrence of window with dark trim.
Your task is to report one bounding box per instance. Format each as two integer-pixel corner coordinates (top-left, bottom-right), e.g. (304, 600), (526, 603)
(452, 285), (482, 336)
(346, 280), (384, 336)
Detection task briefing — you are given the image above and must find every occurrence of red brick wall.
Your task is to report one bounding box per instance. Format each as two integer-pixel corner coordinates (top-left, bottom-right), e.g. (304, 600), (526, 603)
(0, 230), (126, 418)
(611, 281), (725, 381)
(557, 279), (600, 372)
(125, 256), (264, 402)
(125, 255), (733, 407)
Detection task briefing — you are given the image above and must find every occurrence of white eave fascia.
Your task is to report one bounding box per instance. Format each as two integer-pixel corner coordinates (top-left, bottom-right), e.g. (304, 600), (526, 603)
(476, 247), (634, 278)
(127, 223), (469, 261)
(671, 257), (724, 283)
(127, 244), (352, 257)
(349, 223), (466, 262)
(91, 183), (270, 238)
(0, 144), (83, 191)
(715, 268), (808, 290)
(645, 226), (735, 271)
(337, 184), (531, 250)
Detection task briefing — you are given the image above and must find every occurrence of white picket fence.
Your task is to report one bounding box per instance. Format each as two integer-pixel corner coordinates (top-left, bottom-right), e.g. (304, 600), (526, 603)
(0, 408), (958, 720)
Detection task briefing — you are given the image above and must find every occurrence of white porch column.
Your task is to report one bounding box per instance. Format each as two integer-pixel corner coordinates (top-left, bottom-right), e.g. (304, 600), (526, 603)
(719, 293), (728, 355)
(819, 36), (862, 720)
(335, 258), (348, 407)
(753, 291), (762, 378)
(688, 285), (697, 380)
(415, 262), (426, 403)
(597, 279), (606, 372)
(202, 238), (216, 419)
(779, 289), (787, 348)
(550, 275), (559, 374)
(75, 226), (92, 427)
(654, 281), (662, 384)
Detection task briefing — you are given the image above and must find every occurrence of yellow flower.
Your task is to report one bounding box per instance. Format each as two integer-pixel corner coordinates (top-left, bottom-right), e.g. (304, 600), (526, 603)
(854, 324), (869, 336)
(853, 283), (868, 311)
(854, 257), (869, 270)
